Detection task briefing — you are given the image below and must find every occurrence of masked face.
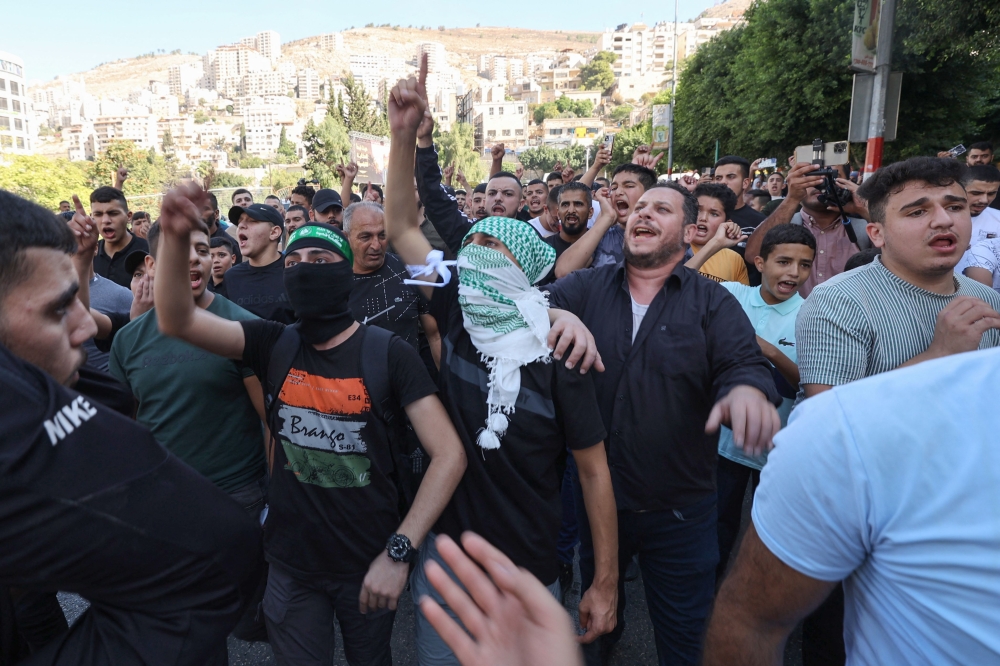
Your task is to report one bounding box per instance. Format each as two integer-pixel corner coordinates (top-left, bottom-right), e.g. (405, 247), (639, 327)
(282, 249), (354, 344)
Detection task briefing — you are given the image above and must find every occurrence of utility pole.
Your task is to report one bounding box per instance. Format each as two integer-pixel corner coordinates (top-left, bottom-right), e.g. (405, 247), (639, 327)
(666, 0), (679, 175)
(862, 0), (897, 181)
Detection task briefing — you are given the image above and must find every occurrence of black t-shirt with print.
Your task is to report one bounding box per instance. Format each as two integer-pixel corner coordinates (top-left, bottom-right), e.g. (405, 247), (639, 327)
(350, 253), (430, 349)
(221, 256), (296, 324)
(429, 280), (607, 584)
(241, 321), (437, 578)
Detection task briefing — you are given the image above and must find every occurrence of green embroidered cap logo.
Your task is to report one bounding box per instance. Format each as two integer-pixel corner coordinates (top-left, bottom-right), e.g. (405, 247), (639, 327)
(287, 224), (353, 263)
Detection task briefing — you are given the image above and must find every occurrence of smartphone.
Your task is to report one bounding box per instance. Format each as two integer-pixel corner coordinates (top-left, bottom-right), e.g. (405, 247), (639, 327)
(795, 140), (850, 166)
(759, 158), (777, 170)
(602, 134), (614, 152)
(947, 144), (966, 158)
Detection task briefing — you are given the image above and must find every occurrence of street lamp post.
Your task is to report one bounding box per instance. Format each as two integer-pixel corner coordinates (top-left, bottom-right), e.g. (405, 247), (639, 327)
(667, 0), (679, 174)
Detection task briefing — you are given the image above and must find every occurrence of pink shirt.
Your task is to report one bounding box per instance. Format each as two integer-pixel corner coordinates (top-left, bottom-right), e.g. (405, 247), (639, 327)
(799, 210), (860, 297)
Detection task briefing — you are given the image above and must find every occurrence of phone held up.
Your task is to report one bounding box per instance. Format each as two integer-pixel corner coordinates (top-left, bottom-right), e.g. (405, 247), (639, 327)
(602, 134), (614, 153)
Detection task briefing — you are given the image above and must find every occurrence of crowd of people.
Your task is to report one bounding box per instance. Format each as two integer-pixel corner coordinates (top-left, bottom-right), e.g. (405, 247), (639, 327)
(2, 55), (999, 666)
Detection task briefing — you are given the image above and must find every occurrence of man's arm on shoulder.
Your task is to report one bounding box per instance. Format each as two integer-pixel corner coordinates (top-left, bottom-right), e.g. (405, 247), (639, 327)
(704, 524), (836, 666)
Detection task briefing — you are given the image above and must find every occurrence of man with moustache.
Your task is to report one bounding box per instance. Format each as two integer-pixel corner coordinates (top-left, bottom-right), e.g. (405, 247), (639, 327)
(524, 179), (555, 237)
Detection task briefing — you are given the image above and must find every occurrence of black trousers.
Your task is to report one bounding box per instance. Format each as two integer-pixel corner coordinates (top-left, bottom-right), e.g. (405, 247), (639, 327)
(0, 430), (264, 665)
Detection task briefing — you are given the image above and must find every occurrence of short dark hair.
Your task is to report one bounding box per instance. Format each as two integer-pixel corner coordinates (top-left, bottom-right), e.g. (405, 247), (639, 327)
(455, 189), (467, 196)
(969, 141), (994, 153)
(350, 193), (362, 203)
(489, 171), (523, 191)
(967, 164), (1000, 184)
(147, 221), (161, 257)
(210, 235), (235, 254)
(290, 185), (316, 204)
(59, 200), (70, 206)
(231, 188), (252, 203)
(612, 163), (658, 191)
(0, 191), (77, 304)
(693, 182), (738, 218)
(715, 155), (751, 180)
(546, 172), (563, 183)
(526, 178), (547, 189)
(547, 185), (562, 208)
(558, 181), (592, 207)
(749, 188), (771, 201)
(89, 186), (128, 212)
(473, 183), (487, 195)
(857, 157), (967, 225)
(265, 194), (281, 201)
(285, 204), (308, 216)
(844, 247), (882, 271)
(647, 181), (699, 227)
(759, 224), (817, 260)
(362, 183), (384, 200)
(206, 192), (219, 211)
(767, 171), (786, 181)
(131, 211), (149, 222)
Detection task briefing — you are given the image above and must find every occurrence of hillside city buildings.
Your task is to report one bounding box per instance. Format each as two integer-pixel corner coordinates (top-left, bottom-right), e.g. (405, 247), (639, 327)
(4, 14), (743, 166)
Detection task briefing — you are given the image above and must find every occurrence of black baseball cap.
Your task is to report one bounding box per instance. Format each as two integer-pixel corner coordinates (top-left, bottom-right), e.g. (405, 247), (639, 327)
(312, 189), (343, 214)
(228, 203), (284, 230)
(124, 250), (148, 277)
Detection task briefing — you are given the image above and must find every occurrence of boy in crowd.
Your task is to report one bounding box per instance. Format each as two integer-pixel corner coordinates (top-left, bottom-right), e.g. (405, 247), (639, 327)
(685, 183), (751, 284)
(92, 186), (149, 289)
(554, 163), (658, 278)
(209, 236), (237, 293)
(220, 202), (295, 324)
(154, 184), (469, 666)
(387, 61), (619, 664)
(289, 184), (316, 219)
(714, 224), (816, 581)
(748, 189), (771, 213)
(524, 179), (555, 237)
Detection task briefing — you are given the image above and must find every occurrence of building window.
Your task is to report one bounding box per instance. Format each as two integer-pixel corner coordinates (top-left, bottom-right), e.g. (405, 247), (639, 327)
(499, 106), (504, 115)
(502, 129), (511, 136)
(16, 137), (24, 149)
(0, 79), (5, 91)
(0, 136), (11, 148)
(10, 82), (18, 95)
(489, 107), (494, 116)
(515, 129), (524, 136)
(487, 130), (497, 138)
(0, 98), (6, 111)
(0, 116), (7, 129)
(13, 118), (21, 131)
(549, 129), (562, 135)
(518, 106), (523, 114)
(11, 100), (20, 113)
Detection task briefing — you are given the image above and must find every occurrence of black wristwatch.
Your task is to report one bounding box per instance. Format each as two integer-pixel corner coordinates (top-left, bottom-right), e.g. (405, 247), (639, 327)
(386, 533), (418, 563)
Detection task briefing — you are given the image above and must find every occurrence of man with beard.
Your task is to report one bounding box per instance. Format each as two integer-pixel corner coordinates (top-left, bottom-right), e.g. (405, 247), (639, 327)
(154, 182), (469, 666)
(468, 184), (488, 221)
(202, 191), (243, 263)
(545, 181), (599, 261)
(312, 189), (345, 228)
(283, 205), (309, 235)
(454, 189), (466, 211)
(220, 203), (295, 323)
(386, 62), (620, 664)
(524, 180), (555, 237)
(553, 164), (657, 278)
(745, 161), (871, 297)
(92, 186), (149, 288)
(0, 189), (262, 664)
(545, 180), (781, 665)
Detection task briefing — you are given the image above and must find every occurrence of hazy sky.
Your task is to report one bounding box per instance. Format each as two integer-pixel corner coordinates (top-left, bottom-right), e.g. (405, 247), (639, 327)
(10, 0), (721, 82)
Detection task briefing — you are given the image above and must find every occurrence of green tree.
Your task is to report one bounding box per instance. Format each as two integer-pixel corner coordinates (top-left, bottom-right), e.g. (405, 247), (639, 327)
(555, 97), (594, 117)
(342, 75), (390, 136)
(0, 155), (91, 210)
(673, 0), (1000, 166)
(89, 140), (172, 196)
(433, 122), (487, 184)
(610, 104), (634, 123)
(532, 102), (560, 125)
(212, 172), (254, 188)
(517, 145), (592, 177)
(302, 115), (352, 187)
(276, 127), (299, 164)
(580, 51), (617, 92)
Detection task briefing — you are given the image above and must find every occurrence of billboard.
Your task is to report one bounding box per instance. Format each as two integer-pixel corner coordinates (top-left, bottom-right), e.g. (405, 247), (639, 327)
(651, 104), (671, 150)
(349, 132), (391, 185)
(851, 0), (880, 72)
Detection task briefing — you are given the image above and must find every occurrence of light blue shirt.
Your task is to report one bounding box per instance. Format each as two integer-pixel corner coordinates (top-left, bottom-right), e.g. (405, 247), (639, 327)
(718, 283), (802, 469)
(753, 347), (1000, 665)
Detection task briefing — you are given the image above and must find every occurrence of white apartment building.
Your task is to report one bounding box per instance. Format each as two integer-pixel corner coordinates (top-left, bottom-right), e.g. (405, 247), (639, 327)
(418, 42), (447, 73)
(205, 45), (270, 90)
(321, 33), (345, 51)
(169, 62), (205, 96)
(150, 95), (180, 119)
(255, 31), (281, 64)
(600, 22), (692, 78)
(508, 59), (524, 81)
(297, 68), (320, 101)
(472, 101), (528, 152)
(243, 102), (293, 157)
(540, 117), (604, 148)
(0, 50), (35, 154)
(66, 113), (157, 159)
(157, 116), (197, 150)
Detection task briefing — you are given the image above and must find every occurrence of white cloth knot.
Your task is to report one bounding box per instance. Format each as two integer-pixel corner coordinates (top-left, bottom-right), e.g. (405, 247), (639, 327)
(404, 249), (457, 287)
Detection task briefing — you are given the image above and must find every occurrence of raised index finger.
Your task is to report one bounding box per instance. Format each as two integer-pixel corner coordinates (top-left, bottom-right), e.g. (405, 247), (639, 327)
(72, 194), (87, 217)
(418, 53), (428, 92)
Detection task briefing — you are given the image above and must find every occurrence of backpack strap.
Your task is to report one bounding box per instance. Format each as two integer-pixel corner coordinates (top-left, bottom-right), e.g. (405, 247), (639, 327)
(791, 212), (871, 250)
(360, 324), (394, 425)
(265, 324), (300, 424)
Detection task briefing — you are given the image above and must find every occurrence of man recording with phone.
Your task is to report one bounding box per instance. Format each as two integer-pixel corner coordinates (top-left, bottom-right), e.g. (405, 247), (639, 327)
(745, 151), (871, 297)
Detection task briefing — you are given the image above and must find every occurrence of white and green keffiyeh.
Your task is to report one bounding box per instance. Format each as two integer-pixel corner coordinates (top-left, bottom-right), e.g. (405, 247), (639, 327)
(457, 217), (557, 450)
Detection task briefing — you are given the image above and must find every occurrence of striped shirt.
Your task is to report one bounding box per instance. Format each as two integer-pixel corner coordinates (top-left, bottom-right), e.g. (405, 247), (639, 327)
(964, 238), (1000, 291)
(796, 257), (1000, 387)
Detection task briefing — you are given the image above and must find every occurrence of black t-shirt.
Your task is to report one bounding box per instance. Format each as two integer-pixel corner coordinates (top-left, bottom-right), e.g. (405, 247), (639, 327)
(221, 256), (296, 324)
(240, 321), (437, 578)
(537, 234), (575, 286)
(429, 281), (607, 584)
(730, 204), (767, 285)
(74, 364), (135, 417)
(94, 235), (150, 289)
(350, 253), (430, 349)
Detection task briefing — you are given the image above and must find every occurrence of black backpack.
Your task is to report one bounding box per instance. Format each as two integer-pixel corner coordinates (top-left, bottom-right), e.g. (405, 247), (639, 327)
(264, 324), (427, 515)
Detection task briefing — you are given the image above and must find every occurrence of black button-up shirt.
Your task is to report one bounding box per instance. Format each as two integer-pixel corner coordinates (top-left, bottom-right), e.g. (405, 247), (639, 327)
(94, 234), (149, 289)
(546, 262), (779, 511)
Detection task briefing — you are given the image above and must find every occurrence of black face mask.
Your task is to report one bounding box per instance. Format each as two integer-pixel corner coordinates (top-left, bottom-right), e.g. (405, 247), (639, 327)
(283, 260), (355, 344)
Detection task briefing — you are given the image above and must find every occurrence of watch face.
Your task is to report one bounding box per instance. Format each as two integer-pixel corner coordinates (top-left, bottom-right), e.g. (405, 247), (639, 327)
(388, 534), (413, 561)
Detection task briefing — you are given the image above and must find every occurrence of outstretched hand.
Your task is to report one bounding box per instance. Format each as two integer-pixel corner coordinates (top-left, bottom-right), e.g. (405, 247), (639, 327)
(159, 181), (209, 238)
(631, 145), (664, 169)
(420, 533), (583, 666)
(711, 221), (748, 248)
(390, 54), (430, 135)
(69, 195), (99, 258)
